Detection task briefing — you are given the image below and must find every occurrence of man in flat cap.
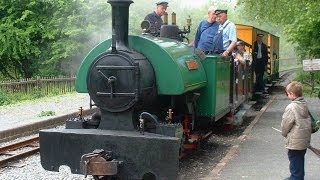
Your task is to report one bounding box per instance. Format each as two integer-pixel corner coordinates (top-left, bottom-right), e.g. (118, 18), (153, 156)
(252, 33), (268, 93)
(144, 1), (168, 36)
(215, 9), (237, 57)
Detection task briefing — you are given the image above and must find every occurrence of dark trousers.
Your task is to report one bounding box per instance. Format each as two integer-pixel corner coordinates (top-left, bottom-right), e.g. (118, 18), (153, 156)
(288, 149), (307, 180)
(254, 71), (265, 92)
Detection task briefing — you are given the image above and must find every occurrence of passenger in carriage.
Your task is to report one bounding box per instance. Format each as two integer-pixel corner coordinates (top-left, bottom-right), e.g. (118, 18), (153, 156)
(252, 33), (268, 93)
(232, 41), (252, 97)
(193, 6), (220, 54)
(215, 9), (237, 57)
(232, 41), (252, 65)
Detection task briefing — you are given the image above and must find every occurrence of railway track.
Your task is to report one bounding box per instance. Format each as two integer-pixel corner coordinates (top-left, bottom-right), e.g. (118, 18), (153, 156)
(0, 107), (97, 143)
(0, 108), (98, 167)
(0, 136), (39, 167)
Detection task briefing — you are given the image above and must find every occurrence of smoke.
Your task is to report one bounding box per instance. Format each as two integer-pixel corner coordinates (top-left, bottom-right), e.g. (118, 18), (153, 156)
(62, 0), (237, 76)
(61, 0), (112, 76)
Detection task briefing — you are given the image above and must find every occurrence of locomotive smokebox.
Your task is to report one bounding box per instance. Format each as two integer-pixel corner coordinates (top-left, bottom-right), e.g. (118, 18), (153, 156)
(87, 0), (156, 130)
(108, 0), (133, 51)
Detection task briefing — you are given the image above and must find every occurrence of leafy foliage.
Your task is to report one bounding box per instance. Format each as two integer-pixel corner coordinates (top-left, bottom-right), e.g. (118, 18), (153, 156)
(1, 0), (315, 81)
(0, 0), (111, 79)
(238, 0), (320, 58)
(0, 0), (49, 78)
(43, 0), (111, 76)
(38, 110), (56, 117)
(0, 87), (75, 106)
(0, 90), (11, 105)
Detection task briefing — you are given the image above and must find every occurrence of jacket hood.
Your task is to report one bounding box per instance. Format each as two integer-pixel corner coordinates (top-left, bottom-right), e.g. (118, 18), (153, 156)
(292, 97), (308, 118)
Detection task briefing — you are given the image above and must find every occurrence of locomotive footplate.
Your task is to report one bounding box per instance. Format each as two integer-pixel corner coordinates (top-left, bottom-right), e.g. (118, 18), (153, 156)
(40, 129), (180, 179)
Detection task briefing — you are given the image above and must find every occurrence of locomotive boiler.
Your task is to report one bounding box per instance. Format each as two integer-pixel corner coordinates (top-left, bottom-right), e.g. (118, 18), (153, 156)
(39, 0), (265, 179)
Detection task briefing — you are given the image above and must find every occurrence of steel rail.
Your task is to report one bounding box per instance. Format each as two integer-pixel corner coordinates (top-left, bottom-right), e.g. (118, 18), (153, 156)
(0, 136), (39, 153)
(0, 136), (39, 167)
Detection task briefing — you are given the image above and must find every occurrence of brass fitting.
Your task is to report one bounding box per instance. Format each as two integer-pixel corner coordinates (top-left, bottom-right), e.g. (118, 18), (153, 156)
(78, 107), (83, 119)
(186, 16), (192, 27)
(171, 12), (176, 25)
(163, 12), (168, 25)
(166, 108), (173, 123)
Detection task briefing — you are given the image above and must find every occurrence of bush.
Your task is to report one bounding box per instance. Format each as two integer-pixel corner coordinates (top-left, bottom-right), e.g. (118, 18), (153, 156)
(0, 90), (12, 106)
(31, 89), (46, 99)
(38, 110), (56, 117)
(295, 69), (320, 97)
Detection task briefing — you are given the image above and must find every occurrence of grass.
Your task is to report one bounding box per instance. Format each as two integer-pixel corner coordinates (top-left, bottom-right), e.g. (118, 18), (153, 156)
(38, 110), (56, 117)
(293, 69), (320, 97)
(0, 89), (76, 107)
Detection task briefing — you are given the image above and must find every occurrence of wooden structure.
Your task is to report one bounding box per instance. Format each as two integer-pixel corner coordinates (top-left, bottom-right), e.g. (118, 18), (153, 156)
(0, 76), (75, 95)
(236, 24), (280, 79)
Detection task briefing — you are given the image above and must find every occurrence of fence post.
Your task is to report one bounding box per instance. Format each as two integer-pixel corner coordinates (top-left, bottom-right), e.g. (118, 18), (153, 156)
(36, 76), (41, 92)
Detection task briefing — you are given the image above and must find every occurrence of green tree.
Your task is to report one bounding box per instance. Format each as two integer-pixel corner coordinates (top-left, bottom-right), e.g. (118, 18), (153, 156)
(0, 0), (52, 78)
(0, 0), (111, 79)
(238, 0), (320, 58)
(43, 0), (111, 76)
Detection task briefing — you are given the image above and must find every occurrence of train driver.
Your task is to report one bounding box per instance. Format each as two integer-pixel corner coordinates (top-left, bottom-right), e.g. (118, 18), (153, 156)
(144, 1), (168, 35)
(215, 9), (237, 57)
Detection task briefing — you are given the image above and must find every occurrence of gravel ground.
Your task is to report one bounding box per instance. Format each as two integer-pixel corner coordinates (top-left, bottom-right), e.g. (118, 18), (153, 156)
(0, 96), (265, 180)
(0, 93), (91, 131)
(0, 155), (92, 180)
(0, 93), (93, 180)
(0, 104), (261, 180)
(178, 99), (266, 179)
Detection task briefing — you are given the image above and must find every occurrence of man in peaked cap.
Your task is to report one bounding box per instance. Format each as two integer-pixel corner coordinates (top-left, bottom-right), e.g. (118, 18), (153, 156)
(214, 8), (237, 57)
(144, 1), (168, 35)
(215, 9), (228, 15)
(156, 1), (168, 6)
(252, 33), (268, 93)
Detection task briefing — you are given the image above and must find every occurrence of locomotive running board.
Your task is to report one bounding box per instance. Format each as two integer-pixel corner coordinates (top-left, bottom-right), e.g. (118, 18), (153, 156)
(39, 129), (180, 180)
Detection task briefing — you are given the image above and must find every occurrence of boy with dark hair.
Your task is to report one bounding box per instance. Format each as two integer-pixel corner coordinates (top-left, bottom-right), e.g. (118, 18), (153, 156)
(281, 81), (312, 180)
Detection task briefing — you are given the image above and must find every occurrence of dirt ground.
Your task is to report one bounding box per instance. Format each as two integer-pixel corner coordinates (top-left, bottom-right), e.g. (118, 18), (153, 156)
(177, 96), (270, 179)
(177, 72), (300, 179)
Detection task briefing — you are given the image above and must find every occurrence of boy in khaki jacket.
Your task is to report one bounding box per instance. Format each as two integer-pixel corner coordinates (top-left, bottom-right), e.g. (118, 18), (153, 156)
(281, 81), (312, 180)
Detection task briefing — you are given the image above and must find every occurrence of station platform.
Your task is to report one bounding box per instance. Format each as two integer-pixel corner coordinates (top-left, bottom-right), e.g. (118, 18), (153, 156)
(206, 88), (320, 179)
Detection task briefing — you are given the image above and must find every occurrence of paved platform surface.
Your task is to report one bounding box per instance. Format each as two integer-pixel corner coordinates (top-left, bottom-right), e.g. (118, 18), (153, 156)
(214, 92), (320, 180)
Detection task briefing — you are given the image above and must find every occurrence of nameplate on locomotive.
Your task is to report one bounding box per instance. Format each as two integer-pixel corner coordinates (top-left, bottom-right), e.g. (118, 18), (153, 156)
(186, 60), (198, 70)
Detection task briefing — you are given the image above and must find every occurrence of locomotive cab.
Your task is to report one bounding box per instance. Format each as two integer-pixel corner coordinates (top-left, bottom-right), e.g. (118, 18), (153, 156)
(141, 11), (191, 42)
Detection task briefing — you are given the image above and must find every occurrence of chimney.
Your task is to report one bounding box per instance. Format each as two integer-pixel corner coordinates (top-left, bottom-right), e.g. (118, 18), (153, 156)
(107, 0), (133, 52)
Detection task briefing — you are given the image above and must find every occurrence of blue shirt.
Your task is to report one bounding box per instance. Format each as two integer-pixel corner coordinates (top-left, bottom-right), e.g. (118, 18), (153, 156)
(219, 20), (237, 50)
(194, 20), (219, 52)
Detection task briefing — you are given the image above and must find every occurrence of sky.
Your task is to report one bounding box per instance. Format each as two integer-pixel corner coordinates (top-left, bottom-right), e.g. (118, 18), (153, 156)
(180, 0), (211, 7)
(174, 0), (237, 8)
